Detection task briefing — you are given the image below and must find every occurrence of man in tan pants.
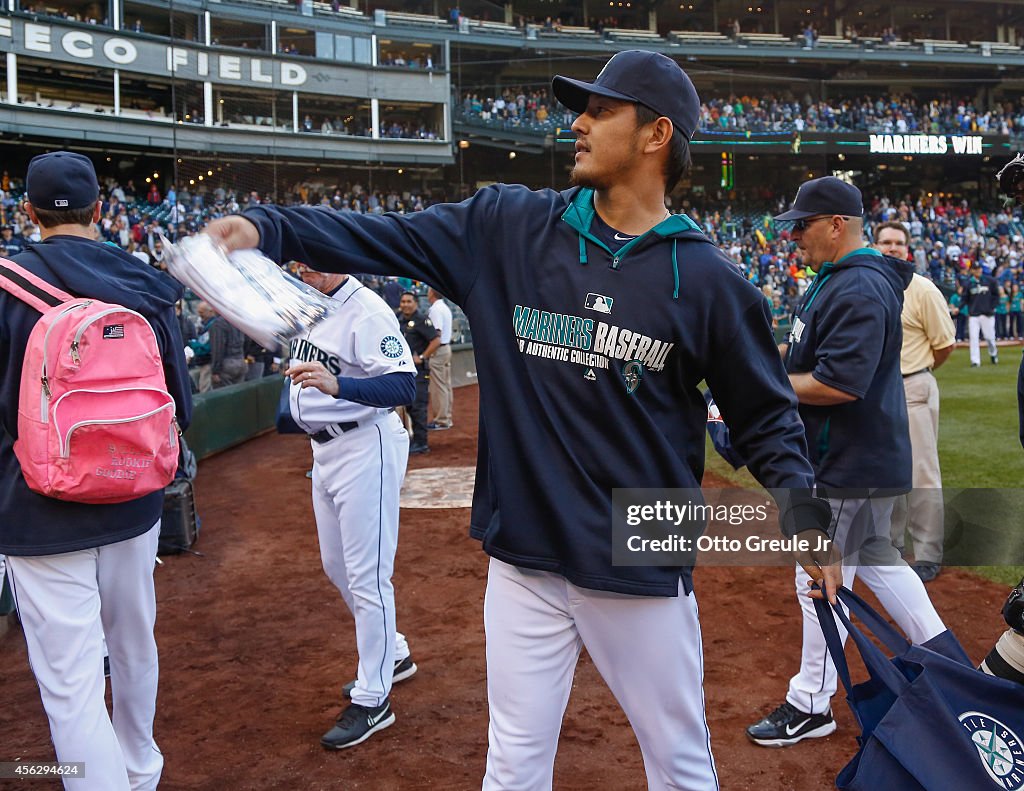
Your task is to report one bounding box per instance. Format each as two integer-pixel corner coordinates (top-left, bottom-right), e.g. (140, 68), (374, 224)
(426, 287), (454, 430)
(875, 221), (955, 583)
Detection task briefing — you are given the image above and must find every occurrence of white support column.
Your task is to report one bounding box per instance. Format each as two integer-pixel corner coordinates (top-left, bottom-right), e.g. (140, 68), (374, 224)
(443, 99), (450, 142)
(292, 91), (298, 133)
(112, 0), (121, 30)
(113, 69), (120, 115)
(203, 82), (213, 126)
(204, 11), (212, 45)
(371, 97), (380, 139)
(6, 52), (17, 105)
(271, 20), (278, 55)
(371, 33), (377, 66)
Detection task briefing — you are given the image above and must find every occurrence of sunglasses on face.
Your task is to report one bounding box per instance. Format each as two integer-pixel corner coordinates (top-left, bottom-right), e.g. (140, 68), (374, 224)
(790, 215), (856, 231)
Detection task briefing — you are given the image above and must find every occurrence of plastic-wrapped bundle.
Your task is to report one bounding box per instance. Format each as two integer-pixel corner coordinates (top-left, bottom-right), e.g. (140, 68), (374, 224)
(161, 234), (336, 350)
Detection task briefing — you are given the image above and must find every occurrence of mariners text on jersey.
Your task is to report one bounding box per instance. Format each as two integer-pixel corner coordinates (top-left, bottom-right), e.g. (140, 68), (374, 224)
(290, 337), (342, 375)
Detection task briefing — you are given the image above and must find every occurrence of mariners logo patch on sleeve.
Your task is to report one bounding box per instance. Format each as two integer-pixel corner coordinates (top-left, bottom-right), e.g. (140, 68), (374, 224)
(380, 336), (405, 358)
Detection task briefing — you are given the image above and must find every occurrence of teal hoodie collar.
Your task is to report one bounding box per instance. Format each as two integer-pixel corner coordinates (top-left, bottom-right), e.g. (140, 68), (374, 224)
(560, 188), (704, 299)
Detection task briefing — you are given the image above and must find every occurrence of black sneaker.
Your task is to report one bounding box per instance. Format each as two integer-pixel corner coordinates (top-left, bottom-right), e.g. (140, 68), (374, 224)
(409, 444), (430, 455)
(746, 702), (836, 747)
(321, 699), (395, 750)
(912, 562), (941, 583)
(343, 656), (417, 699)
(992, 354), (1000, 365)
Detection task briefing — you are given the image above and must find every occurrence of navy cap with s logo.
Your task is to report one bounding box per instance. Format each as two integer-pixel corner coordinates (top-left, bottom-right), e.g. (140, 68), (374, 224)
(552, 50), (701, 140)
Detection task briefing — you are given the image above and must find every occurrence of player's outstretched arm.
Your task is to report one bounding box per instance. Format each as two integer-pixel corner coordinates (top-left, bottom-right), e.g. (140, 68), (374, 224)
(205, 215), (261, 252)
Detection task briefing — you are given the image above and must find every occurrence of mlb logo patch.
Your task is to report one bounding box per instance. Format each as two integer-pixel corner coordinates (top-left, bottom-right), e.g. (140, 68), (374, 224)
(585, 293), (613, 314)
(54, 199), (69, 207)
(103, 324), (125, 339)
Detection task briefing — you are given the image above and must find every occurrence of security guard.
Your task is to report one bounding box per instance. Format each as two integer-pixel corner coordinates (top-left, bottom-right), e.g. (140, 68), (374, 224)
(397, 291), (440, 454)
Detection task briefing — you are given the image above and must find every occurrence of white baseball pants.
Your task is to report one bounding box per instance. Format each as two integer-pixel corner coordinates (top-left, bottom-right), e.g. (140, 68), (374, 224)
(482, 558), (719, 791)
(7, 522), (163, 791)
(311, 410), (411, 709)
(787, 496), (946, 715)
(968, 314), (997, 365)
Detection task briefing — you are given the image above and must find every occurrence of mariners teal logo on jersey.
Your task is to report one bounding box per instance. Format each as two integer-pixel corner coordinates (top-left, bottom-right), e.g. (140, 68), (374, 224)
(585, 293), (613, 314)
(380, 336), (404, 359)
(959, 711), (1024, 788)
(622, 360), (645, 394)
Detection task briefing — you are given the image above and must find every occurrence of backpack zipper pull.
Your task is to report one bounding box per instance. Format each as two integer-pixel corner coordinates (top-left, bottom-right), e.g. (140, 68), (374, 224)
(70, 341), (81, 365)
(41, 376), (51, 398)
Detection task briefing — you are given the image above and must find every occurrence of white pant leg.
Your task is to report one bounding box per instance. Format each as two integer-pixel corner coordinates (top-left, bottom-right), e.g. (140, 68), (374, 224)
(573, 581), (719, 791)
(96, 523), (163, 791)
(788, 496), (945, 714)
(8, 549), (131, 791)
(482, 559), (582, 791)
(969, 316), (982, 365)
(980, 314), (998, 357)
(312, 412), (409, 707)
(903, 372), (944, 564)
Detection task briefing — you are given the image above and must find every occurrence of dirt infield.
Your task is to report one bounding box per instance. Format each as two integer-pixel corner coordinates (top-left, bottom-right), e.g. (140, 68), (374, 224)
(0, 384), (1011, 790)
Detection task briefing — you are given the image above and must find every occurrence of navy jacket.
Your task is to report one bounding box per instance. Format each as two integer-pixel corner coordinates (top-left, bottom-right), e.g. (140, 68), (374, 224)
(0, 236), (192, 556)
(785, 248), (913, 493)
(965, 273), (1000, 316)
(246, 185), (817, 596)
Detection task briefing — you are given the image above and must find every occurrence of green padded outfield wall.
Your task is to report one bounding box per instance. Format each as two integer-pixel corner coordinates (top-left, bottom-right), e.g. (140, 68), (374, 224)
(184, 376), (282, 460)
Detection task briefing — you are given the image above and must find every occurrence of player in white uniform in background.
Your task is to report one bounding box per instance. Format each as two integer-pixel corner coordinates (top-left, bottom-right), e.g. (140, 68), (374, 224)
(426, 288), (454, 431)
(283, 265), (418, 749)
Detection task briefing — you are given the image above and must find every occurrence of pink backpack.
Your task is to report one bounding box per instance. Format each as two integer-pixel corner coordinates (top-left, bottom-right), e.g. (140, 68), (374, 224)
(0, 258), (179, 504)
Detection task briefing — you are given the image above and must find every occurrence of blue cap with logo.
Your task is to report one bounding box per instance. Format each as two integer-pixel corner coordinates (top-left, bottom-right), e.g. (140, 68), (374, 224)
(552, 50), (701, 140)
(26, 151), (99, 211)
(775, 176), (864, 221)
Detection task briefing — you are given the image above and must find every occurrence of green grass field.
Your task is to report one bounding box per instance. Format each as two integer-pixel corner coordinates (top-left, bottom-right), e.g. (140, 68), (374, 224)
(704, 350), (1024, 586)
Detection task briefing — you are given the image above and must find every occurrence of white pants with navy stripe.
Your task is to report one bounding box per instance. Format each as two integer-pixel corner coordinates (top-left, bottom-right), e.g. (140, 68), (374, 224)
(968, 314), (997, 365)
(787, 496), (946, 715)
(483, 558), (719, 791)
(6, 522), (163, 791)
(311, 410), (410, 708)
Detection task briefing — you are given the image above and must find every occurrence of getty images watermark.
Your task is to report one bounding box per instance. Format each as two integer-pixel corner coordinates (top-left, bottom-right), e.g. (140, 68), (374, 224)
(611, 487), (1024, 567)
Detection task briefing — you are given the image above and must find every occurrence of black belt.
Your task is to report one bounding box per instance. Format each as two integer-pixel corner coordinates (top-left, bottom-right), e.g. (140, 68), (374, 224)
(310, 409), (394, 444)
(902, 367), (932, 378)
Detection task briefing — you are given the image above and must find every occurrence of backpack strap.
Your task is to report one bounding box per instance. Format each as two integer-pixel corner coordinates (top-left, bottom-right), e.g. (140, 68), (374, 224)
(0, 257), (73, 314)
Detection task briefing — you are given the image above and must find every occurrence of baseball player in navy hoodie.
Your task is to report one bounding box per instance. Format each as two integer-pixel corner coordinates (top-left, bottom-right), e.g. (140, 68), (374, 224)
(746, 177), (947, 748)
(208, 51), (835, 790)
(0, 152), (192, 790)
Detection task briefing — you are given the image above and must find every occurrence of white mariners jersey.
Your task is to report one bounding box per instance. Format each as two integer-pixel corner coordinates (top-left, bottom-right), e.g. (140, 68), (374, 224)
(287, 276), (414, 432)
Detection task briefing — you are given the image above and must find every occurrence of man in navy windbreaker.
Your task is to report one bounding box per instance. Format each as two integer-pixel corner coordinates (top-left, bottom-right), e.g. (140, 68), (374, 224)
(746, 177), (948, 749)
(209, 51), (835, 790)
(0, 152), (191, 790)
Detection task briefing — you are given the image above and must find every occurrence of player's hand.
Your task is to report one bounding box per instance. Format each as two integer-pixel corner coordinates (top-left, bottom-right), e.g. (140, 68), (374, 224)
(204, 216), (260, 253)
(795, 529), (842, 605)
(285, 361), (339, 397)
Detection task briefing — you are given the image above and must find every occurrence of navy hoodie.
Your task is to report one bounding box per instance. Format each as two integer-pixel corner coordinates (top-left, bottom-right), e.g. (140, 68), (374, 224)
(785, 248), (913, 493)
(246, 185), (818, 596)
(0, 236), (192, 556)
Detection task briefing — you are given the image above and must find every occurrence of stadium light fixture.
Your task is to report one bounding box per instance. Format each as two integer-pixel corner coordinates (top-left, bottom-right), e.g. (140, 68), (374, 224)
(509, 151), (517, 160)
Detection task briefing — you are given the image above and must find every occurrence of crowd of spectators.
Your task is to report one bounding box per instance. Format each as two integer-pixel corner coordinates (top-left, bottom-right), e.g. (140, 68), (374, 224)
(459, 87), (1024, 137)
(690, 192), (1024, 341)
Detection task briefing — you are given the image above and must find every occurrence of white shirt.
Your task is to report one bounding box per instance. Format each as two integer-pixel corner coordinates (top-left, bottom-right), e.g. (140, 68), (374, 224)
(287, 276), (414, 432)
(428, 298), (453, 345)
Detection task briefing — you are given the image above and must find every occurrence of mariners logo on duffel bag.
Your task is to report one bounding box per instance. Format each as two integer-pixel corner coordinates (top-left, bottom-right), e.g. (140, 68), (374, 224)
(380, 336), (404, 359)
(959, 711), (1024, 788)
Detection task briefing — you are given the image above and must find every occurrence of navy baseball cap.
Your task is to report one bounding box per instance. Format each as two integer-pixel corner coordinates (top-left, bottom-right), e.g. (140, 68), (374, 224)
(775, 176), (864, 221)
(552, 50), (701, 140)
(26, 151), (99, 211)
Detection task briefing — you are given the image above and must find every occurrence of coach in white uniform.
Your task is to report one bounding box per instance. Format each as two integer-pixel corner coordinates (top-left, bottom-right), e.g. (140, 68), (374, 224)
(426, 287), (454, 430)
(283, 265), (418, 750)
(874, 221), (955, 583)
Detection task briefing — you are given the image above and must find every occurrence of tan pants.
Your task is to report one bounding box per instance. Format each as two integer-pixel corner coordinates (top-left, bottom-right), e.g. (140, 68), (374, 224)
(428, 344), (453, 427)
(892, 370), (944, 564)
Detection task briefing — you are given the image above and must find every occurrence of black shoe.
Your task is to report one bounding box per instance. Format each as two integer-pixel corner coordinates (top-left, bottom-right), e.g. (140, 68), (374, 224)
(912, 561), (941, 583)
(321, 699), (395, 750)
(427, 422), (451, 431)
(971, 363), (981, 367)
(343, 656), (418, 698)
(992, 354), (999, 365)
(746, 702), (836, 747)
(409, 444), (430, 455)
